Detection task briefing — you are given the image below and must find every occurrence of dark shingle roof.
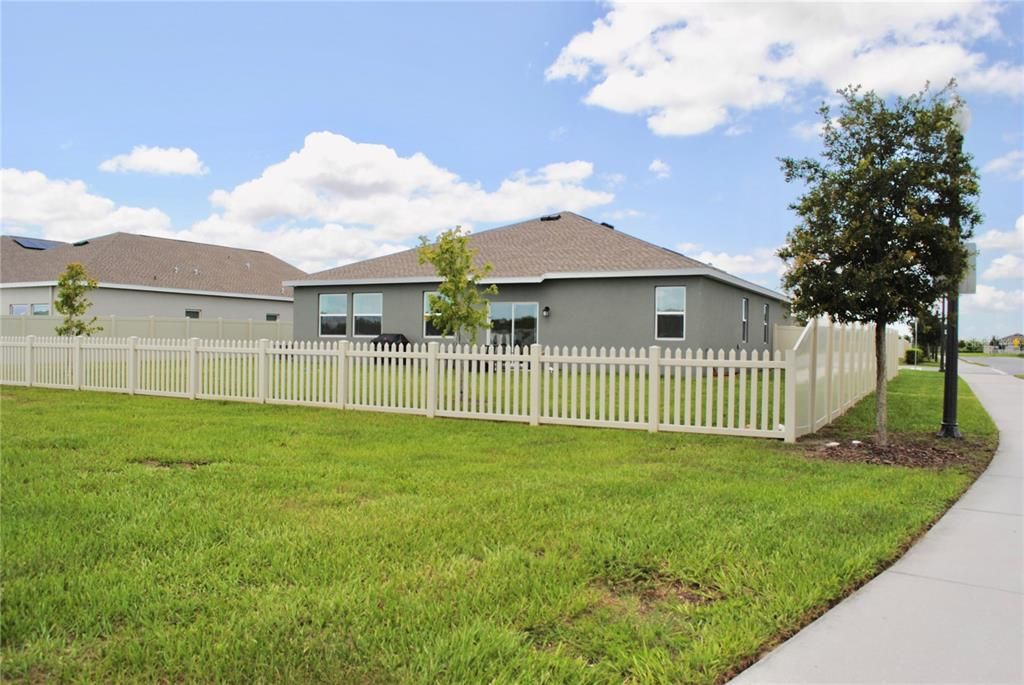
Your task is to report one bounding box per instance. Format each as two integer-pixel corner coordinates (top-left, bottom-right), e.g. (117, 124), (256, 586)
(1, 233), (305, 298)
(304, 212), (708, 281)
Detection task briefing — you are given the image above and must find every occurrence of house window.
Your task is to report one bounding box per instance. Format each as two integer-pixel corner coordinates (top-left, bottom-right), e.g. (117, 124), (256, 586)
(655, 286), (685, 340)
(741, 298), (750, 343)
(423, 291), (449, 338)
(319, 294), (347, 336)
(762, 304), (770, 344)
(266, 313), (279, 322)
(9, 304), (28, 316)
(353, 293), (383, 337)
(489, 302), (538, 347)
(185, 309), (201, 319)
(31, 304), (50, 316)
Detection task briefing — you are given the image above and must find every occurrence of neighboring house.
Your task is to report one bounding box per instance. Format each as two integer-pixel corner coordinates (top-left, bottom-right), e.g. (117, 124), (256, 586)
(1, 233), (305, 322)
(288, 212), (790, 351)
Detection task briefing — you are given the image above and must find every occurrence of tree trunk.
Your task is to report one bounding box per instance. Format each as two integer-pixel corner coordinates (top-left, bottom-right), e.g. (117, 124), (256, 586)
(874, 320), (888, 447)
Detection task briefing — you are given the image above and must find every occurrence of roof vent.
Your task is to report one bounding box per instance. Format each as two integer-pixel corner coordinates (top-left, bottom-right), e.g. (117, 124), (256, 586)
(72, 240), (89, 246)
(540, 213), (561, 222)
(192, 268), (200, 275)
(600, 222), (614, 229)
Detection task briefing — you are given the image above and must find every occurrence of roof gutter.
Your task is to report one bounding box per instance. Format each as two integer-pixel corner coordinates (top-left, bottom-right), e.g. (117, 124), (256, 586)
(287, 268), (789, 302)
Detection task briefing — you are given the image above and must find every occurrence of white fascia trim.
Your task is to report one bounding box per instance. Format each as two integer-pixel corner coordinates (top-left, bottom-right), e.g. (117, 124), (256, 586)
(290, 268), (788, 302)
(0, 280), (292, 302)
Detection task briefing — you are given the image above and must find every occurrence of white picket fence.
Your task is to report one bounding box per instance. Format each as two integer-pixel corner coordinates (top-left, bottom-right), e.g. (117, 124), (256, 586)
(0, 314), (293, 340)
(0, 318), (900, 442)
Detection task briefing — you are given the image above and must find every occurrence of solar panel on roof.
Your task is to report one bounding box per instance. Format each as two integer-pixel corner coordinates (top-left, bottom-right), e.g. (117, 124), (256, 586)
(12, 237), (63, 250)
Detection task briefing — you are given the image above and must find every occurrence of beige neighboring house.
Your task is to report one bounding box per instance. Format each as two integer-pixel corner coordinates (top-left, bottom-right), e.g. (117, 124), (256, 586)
(0, 233), (305, 323)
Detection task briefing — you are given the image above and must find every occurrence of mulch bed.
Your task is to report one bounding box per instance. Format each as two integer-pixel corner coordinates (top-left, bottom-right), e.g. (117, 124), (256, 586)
(807, 439), (971, 468)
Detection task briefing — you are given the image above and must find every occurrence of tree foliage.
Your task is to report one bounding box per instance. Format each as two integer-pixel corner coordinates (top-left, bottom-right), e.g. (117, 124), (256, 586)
(778, 82), (980, 444)
(417, 227), (497, 345)
(54, 263), (103, 337)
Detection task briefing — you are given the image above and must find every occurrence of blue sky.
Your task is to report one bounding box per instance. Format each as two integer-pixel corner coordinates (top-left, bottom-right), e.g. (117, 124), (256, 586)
(2, 2), (1022, 338)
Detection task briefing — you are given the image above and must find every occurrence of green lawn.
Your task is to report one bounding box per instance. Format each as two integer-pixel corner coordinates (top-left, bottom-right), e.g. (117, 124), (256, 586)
(0, 371), (995, 684)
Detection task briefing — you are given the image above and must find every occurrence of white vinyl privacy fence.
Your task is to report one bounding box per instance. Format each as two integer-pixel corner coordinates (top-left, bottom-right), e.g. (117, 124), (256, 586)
(0, 318), (900, 442)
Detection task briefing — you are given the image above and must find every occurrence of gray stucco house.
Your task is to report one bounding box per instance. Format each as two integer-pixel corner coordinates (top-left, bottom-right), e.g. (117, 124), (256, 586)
(287, 212), (789, 351)
(1, 233), (305, 322)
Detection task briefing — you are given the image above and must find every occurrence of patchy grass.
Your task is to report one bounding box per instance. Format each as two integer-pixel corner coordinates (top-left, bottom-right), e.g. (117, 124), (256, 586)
(0, 371), (994, 684)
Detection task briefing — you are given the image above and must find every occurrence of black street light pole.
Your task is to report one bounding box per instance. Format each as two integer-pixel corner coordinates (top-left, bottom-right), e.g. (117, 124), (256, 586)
(937, 110), (968, 440)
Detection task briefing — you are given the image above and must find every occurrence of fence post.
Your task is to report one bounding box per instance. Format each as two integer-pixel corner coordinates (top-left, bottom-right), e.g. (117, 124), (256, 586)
(25, 335), (35, 387)
(426, 342), (438, 418)
(824, 318), (834, 422)
(648, 345), (660, 432)
(257, 338), (269, 403)
(127, 336), (138, 395)
(808, 318), (819, 431)
(337, 340), (350, 409)
(529, 343), (542, 426)
(187, 337), (199, 399)
(784, 349), (797, 443)
(73, 335), (82, 390)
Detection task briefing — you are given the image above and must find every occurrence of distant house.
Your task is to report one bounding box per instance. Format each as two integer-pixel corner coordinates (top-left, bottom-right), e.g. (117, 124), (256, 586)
(1, 233), (305, 322)
(287, 212), (790, 351)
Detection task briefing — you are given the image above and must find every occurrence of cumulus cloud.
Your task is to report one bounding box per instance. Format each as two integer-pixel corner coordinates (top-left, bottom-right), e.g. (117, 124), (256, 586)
(6, 133), (615, 272)
(547, 2), (1022, 136)
(99, 145), (209, 176)
(694, 246), (786, 277)
(724, 124), (751, 137)
(982, 149), (1024, 180)
(203, 132), (613, 251)
(648, 159), (671, 179)
(982, 253), (1024, 282)
(976, 215), (1024, 253)
(675, 241), (702, 254)
(963, 284), (1024, 313)
(0, 168), (171, 241)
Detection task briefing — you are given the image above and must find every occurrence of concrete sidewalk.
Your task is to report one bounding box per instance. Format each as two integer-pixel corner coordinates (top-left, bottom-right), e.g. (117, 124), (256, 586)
(731, 363), (1023, 685)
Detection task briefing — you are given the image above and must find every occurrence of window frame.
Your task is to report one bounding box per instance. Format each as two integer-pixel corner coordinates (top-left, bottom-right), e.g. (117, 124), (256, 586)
(31, 304), (50, 316)
(486, 301), (540, 348)
(352, 292), (383, 338)
(9, 304), (29, 316)
(422, 291), (452, 339)
(265, 313), (279, 322)
(762, 303), (770, 344)
(654, 286), (686, 341)
(318, 293), (348, 338)
(741, 297), (750, 343)
(185, 309), (201, 319)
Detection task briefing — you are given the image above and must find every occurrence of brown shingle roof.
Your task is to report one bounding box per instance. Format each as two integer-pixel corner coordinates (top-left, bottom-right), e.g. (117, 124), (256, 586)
(1, 233), (305, 298)
(304, 211), (709, 281)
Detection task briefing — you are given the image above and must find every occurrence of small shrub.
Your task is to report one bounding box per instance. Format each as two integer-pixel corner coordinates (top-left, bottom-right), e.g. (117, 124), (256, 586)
(903, 348), (924, 365)
(958, 339), (983, 353)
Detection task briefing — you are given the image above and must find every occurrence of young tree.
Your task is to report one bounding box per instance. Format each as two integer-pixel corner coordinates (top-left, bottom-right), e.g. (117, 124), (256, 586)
(417, 226), (497, 345)
(54, 263), (103, 336)
(778, 82), (980, 445)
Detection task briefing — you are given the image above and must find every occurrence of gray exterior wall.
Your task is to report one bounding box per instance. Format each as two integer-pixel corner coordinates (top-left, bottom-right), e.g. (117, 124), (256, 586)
(1, 285), (292, 321)
(293, 276), (789, 352)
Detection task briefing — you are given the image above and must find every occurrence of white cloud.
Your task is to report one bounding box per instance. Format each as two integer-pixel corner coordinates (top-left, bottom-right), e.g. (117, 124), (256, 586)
(724, 124), (751, 137)
(982, 253), (1024, 282)
(99, 145), (209, 176)
(4, 133), (616, 273)
(601, 172), (627, 188)
(694, 247), (786, 278)
(547, 2), (1022, 136)
(976, 215), (1024, 253)
(0, 168), (171, 241)
(204, 132), (612, 249)
(604, 208), (644, 221)
(675, 241), (702, 254)
(982, 150), (1024, 180)
(790, 120), (825, 141)
(963, 284), (1024, 313)
(648, 158), (671, 179)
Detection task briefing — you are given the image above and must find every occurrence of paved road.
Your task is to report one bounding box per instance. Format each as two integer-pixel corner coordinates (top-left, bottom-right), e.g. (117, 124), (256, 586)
(730, 362), (1024, 685)
(964, 355), (1024, 376)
